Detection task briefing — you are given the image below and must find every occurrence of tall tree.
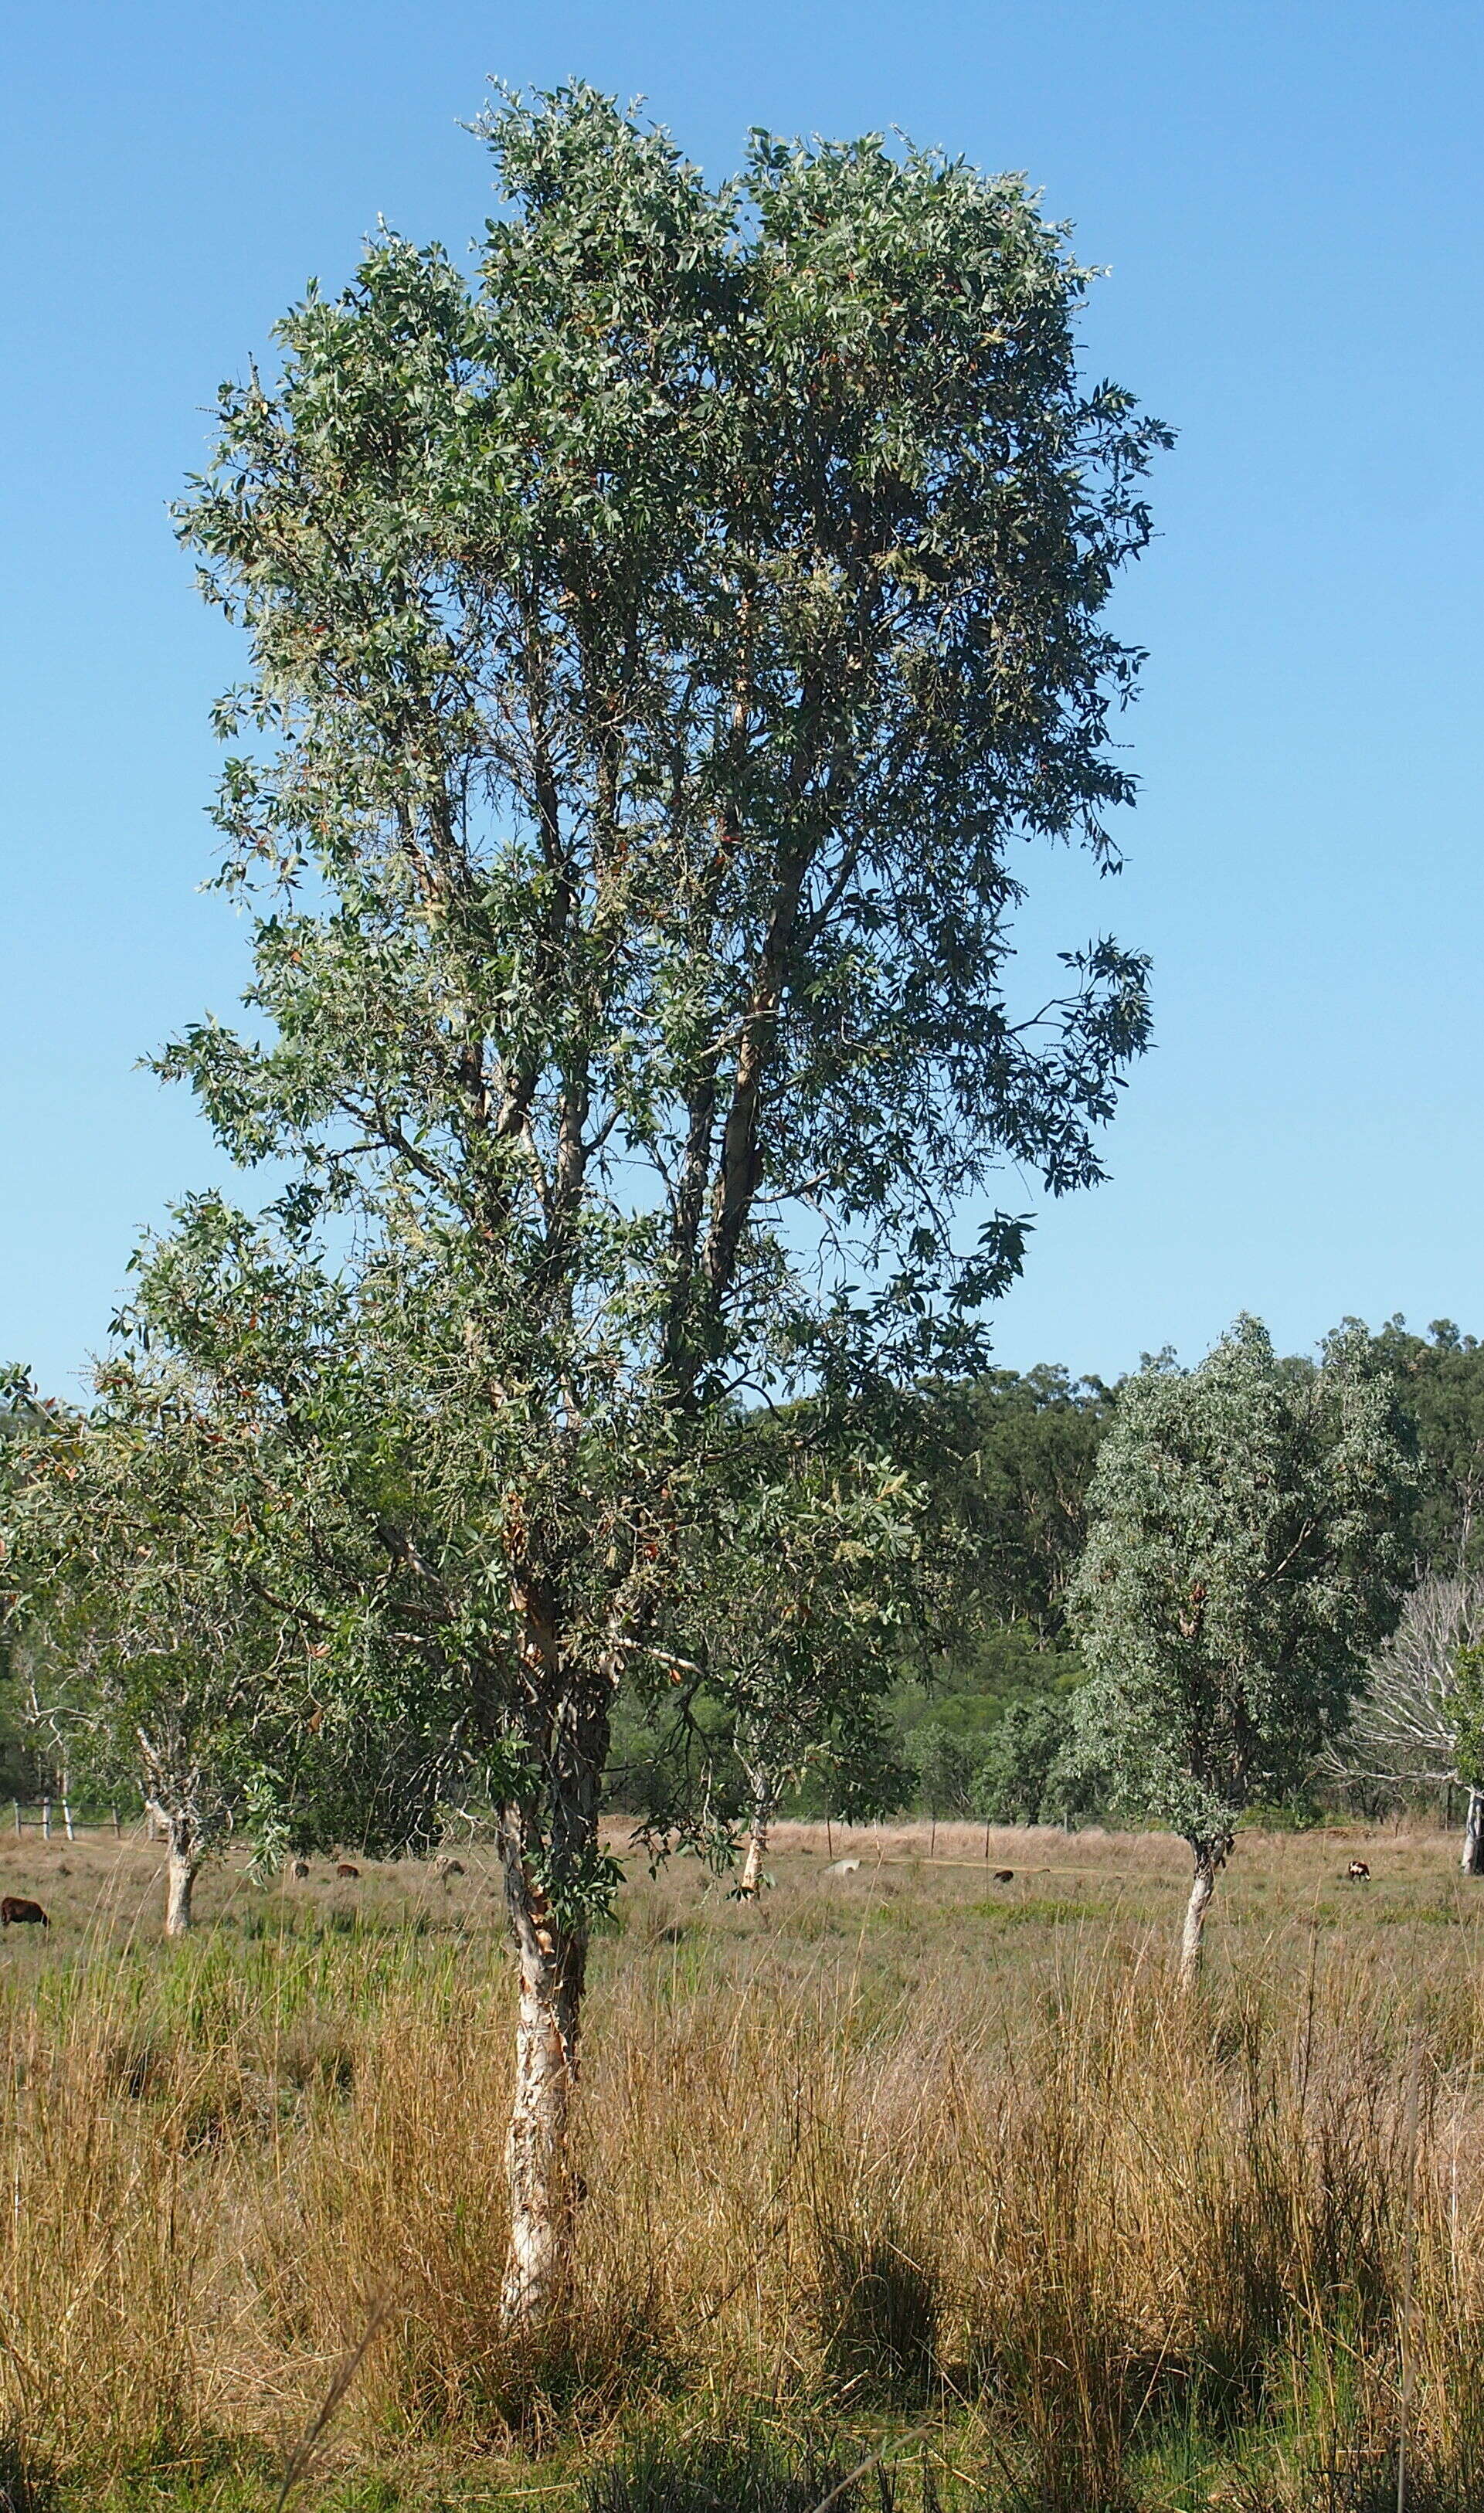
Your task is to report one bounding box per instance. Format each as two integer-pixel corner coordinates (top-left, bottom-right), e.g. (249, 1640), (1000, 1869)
(1068, 1319), (1412, 1988)
(947, 1363), (1116, 1639)
(1363, 1319), (1484, 1575)
(54, 89), (1165, 2322)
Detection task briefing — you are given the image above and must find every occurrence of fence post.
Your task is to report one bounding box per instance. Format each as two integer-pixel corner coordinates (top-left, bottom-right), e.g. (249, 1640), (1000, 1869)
(111, 1809), (121, 1840)
(11, 1802), (18, 1842)
(41, 1798), (50, 1844)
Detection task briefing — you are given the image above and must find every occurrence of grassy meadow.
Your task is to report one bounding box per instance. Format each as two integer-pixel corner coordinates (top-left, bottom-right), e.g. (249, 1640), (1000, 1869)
(2, 1817), (1483, 2511)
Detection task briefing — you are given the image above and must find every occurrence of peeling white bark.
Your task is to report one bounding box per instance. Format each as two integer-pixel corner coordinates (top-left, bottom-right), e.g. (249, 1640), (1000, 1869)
(497, 1814), (586, 2331)
(1178, 1842), (1226, 1992)
(738, 1806), (769, 1899)
(1462, 1787), (1484, 1875)
(164, 1835), (199, 1937)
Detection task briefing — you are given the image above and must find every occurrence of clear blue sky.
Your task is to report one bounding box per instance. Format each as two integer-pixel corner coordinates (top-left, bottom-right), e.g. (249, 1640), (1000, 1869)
(4, 0), (1481, 1399)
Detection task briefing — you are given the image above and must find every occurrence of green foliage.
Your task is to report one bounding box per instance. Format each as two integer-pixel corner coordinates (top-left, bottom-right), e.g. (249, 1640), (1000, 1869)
(2, 89), (1162, 1929)
(974, 1694), (1073, 1825)
(1453, 1643), (1484, 1791)
(1364, 1318), (1484, 1576)
(932, 1364), (1116, 1639)
(1068, 1316), (1414, 1859)
(910, 1720), (983, 1819)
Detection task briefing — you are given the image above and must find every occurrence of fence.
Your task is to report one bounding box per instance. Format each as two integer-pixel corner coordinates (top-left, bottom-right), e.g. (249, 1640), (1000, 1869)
(10, 1800), (127, 1844)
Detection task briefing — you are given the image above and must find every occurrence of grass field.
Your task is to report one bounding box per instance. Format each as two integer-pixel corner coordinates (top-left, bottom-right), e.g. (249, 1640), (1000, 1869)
(1, 1815), (1482, 2512)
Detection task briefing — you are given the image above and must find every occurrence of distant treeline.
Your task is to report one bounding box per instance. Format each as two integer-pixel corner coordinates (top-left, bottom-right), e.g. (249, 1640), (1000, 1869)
(612, 1318), (1484, 1828)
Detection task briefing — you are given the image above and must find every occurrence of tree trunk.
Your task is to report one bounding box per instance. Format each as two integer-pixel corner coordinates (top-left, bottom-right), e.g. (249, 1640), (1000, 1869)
(1461, 1787), (1484, 1875)
(739, 1802), (769, 1899)
(163, 1825), (199, 1937)
(1178, 1842), (1224, 1992)
(496, 1811), (588, 2332)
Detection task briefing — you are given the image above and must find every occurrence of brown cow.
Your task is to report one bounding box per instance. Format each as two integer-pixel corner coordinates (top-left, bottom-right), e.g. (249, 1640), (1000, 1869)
(1, 1897), (49, 1930)
(1348, 1859), (1370, 1881)
(335, 1863), (361, 1880)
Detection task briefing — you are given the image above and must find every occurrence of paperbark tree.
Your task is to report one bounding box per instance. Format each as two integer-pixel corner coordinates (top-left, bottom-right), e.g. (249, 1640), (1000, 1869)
(1331, 1577), (1484, 1868)
(22, 89), (1166, 2325)
(1068, 1318), (1413, 1988)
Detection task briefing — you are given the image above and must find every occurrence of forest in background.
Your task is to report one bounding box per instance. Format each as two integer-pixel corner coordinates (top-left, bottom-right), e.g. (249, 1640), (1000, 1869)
(603, 1316), (1484, 1832)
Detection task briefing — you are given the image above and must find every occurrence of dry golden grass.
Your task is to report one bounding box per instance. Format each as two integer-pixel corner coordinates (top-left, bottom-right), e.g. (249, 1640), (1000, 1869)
(2, 1817), (1483, 2507)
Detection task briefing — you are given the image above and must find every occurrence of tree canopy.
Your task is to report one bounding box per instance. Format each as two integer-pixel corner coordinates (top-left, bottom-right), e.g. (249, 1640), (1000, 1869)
(3, 86), (1167, 2321)
(1068, 1316), (1413, 1982)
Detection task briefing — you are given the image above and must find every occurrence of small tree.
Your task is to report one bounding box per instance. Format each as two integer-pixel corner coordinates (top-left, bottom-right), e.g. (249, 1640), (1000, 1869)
(22, 1611), (248, 1934)
(1069, 1318), (1413, 1988)
(1334, 1576), (1484, 1869)
(912, 1723), (983, 1853)
(2, 1380), (459, 1933)
(635, 1445), (922, 1894)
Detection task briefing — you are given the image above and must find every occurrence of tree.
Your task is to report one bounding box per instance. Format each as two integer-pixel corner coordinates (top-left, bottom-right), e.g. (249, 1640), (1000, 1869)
(911, 1723), (984, 1846)
(1333, 1575), (1484, 1869)
(71, 87), (1164, 2323)
(630, 1437), (923, 1894)
(937, 1365), (1116, 1639)
(2, 1380), (460, 1933)
(1068, 1319), (1413, 1988)
(1363, 1319), (1484, 1576)
(974, 1693), (1071, 1825)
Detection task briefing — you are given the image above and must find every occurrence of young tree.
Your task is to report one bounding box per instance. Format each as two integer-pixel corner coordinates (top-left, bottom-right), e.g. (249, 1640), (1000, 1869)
(1333, 1576), (1484, 1869)
(65, 88), (1165, 2321)
(2, 1384), (461, 1933)
(1068, 1319), (1413, 1988)
(628, 1439), (922, 1893)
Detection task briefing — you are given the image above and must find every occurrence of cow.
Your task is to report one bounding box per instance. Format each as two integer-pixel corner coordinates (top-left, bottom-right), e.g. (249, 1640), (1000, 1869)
(993, 1869), (1015, 1884)
(434, 1856), (465, 1878)
(1348, 1859), (1370, 1881)
(827, 1857), (862, 1875)
(335, 1863), (361, 1880)
(290, 1859), (310, 1880)
(1, 1897), (49, 1930)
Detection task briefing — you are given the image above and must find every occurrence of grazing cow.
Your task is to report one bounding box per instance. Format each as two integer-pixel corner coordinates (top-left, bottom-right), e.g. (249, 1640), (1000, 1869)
(1, 1897), (49, 1930)
(993, 1869), (1015, 1884)
(434, 1856), (464, 1878)
(826, 1857), (861, 1875)
(290, 1859), (310, 1880)
(335, 1862), (360, 1880)
(1348, 1859), (1371, 1881)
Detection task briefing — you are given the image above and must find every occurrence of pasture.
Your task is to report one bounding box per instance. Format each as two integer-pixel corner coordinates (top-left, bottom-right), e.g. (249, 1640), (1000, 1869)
(2, 1818), (1482, 2511)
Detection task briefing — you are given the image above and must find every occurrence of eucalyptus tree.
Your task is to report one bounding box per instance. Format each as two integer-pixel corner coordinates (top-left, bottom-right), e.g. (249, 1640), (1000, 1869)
(657, 1444), (922, 1893)
(1, 1360), (460, 1931)
(1335, 1577), (1484, 1869)
(1069, 1319), (1413, 1988)
(106, 85), (1166, 2321)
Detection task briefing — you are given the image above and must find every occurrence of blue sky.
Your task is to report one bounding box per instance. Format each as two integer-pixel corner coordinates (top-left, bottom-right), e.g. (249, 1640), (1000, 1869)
(3, 0), (1481, 1397)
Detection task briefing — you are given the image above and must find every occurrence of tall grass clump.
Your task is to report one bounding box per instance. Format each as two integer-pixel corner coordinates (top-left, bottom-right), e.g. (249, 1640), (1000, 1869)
(5, 1853), (1484, 2501)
